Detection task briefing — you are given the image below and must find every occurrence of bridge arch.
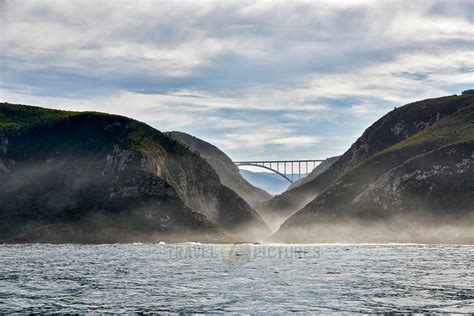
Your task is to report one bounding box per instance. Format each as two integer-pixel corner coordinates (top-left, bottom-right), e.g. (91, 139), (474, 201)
(235, 162), (294, 183)
(235, 159), (324, 184)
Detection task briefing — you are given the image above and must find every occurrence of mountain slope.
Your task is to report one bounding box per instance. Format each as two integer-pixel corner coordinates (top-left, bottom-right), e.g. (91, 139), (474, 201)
(167, 131), (271, 206)
(262, 93), (474, 221)
(0, 103), (271, 243)
(271, 92), (474, 243)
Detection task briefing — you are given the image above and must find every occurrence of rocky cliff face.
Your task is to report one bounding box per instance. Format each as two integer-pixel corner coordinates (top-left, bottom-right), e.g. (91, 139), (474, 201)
(271, 92), (474, 243)
(262, 94), (473, 221)
(0, 103), (270, 243)
(167, 131), (271, 206)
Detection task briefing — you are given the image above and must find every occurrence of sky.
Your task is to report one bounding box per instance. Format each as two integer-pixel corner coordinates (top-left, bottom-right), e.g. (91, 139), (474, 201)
(1, 0), (473, 161)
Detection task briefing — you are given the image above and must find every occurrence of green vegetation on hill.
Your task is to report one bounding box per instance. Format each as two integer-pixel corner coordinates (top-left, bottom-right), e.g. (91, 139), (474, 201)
(0, 102), (191, 158)
(380, 104), (474, 155)
(0, 103), (81, 131)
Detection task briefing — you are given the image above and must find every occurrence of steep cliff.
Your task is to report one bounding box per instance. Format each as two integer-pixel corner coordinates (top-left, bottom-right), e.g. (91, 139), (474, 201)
(263, 93), (473, 219)
(0, 103), (271, 243)
(271, 92), (474, 243)
(167, 131), (271, 206)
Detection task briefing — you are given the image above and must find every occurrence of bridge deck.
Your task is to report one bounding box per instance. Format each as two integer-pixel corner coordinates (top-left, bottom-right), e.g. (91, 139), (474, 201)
(235, 159), (324, 164)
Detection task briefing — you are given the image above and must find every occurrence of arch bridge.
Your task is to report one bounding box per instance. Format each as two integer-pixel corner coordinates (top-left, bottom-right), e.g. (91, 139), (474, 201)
(234, 159), (324, 183)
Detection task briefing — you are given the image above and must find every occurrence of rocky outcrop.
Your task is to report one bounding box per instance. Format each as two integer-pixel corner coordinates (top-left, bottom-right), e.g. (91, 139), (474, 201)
(351, 142), (474, 216)
(271, 93), (474, 243)
(0, 103), (271, 243)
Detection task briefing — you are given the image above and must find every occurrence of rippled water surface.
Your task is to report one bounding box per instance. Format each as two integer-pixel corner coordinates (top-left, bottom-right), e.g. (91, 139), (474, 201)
(0, 244), (473, 313)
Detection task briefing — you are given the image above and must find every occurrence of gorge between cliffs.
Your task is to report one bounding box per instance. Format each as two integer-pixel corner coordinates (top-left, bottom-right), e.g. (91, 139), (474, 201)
(1, 91), (473, 245)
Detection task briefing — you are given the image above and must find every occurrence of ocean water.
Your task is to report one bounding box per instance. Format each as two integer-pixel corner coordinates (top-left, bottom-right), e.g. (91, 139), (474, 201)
(0, 243), (473, 313)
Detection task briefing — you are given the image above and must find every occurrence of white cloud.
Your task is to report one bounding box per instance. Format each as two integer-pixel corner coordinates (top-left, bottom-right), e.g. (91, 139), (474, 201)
(209, 126), (321, 152)
(273, 136), (322, 148)
(1, 0), (472, 160)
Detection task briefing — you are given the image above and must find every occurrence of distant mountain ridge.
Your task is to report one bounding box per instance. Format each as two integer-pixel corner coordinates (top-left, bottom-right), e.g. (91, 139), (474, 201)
(239, 169), (294, 195)
(271, 91), (474, 243)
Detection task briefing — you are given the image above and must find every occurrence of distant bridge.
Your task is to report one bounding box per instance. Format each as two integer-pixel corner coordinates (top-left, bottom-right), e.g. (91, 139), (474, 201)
(234, 159), (324, 184)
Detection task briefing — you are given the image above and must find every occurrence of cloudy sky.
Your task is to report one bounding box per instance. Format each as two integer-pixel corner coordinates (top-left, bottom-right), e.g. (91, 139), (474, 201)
(1, 0), (473, 161)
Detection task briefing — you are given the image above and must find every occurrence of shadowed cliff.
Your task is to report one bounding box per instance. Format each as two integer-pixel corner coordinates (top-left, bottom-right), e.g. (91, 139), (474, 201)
(271, 91), (474, 243)
(0, 103), (271, 243)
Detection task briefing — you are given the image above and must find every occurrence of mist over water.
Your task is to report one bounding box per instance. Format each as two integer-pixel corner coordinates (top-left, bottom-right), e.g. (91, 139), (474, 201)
(271, 214), (474, 244)
(1, 243), (473, 313)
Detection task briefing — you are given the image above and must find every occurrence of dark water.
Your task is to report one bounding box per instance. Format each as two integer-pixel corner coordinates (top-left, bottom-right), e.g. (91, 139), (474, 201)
(0, 243), (473, 313)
